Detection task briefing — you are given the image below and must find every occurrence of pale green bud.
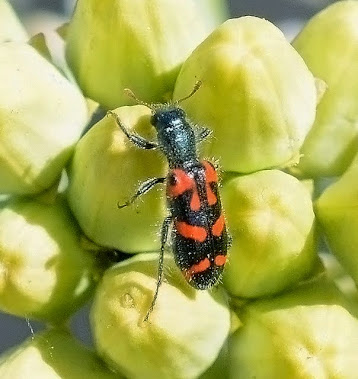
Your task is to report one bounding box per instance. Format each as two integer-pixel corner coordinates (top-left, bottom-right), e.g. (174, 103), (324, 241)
(315, 153), (358, 287)
(0, 0), (28, 42)
(195, 0), (229, 33)
(300, 178), (315, 197)
(320, 252), (358, 310)
(0, 196), (100, 322)
(174, 17), (316, 173)
(229, 279), (358, 378)
(292, 1), (358, 177)
(0, 42), (88, 195)
(65, 0), (209, 109)
(29, 28), (76, 82)
(222, 170), (318, 298)
(199, 342), (229, 379)
(67, 105), (167, 252)
(91, 253), (230, 379)
(0, 328), (119, 378)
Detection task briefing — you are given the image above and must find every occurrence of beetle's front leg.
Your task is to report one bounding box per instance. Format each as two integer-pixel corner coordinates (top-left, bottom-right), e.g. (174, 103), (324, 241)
(108, 110), (158, 149)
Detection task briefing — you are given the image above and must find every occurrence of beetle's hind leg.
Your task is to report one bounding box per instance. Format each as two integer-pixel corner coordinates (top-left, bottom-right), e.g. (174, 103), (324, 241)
(117, 177), (166, 209)
(144, 215), (172, 321)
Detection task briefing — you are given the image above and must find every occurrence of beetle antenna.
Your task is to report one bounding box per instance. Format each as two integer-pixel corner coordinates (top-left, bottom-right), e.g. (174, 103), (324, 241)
(124, 88), (155, 111)
(174, 80), (202, 105)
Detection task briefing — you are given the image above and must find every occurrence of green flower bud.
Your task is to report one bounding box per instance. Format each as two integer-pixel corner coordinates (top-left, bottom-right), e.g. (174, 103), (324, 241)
(67, 105), (167, 252)
(0, 42), (88, 195)
(320, 252), (358, 309)
(195, 0), (229, 33)
(0, 0), (28, 42)
(91, 253), (230, 379)
(0, 328), (119, 378)
(315, 153), (358, 287)
(0, 196), (100, 322)
(199, 342), (229, 379)
(29, 33), (51, 61)
(173, 17), (316, 173)
(222, 170), (318, 298)
(65, 0), (209, 109)
(29, 28), (75, 82)
(229, 279), (358, 378)
(300, 178), (315, 198)
(292, 1), (358, 177)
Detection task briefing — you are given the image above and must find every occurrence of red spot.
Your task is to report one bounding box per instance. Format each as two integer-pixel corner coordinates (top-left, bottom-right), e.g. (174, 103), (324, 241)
(212, 214), (225, 237)
(190, 191), (201, 211)
(214, 255), (226, 266)
(167, 169), (194, 198)
(203, 161), (218, 183)
(206, 187), (217, 206)
(175, 221), (207, 242)
(167, 169), (201, 210)
(184, 258), (211, 279)
(203, 161), (218, 205)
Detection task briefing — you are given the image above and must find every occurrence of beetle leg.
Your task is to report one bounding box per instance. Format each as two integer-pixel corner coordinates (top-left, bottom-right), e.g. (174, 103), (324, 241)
(195, 126), (212, 143)
(144, 215), (172, 321)
(108, 110), (158, 149)
(117, 177), (166, 209)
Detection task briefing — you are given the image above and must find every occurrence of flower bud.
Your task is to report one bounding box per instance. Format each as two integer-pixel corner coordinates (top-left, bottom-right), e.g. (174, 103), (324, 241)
(0, 196), (100, 322)
(0, 42), (88, 195)
(195, 0), (229, 33)
(0, 328), (119, 378)
(222, 170), (318, 298)
(29, 28), (75, 82)
(229, 279), (358, 378)
(315, 153), (358, 286)
(91, 253), (230, 379)
(67, 105), (167, 252)
(0, 1), (28, 42)
(292, 1), (358, 177)
(65, 0), (209, 109)
(320, 252), (358, 307)
(199, 342), (229, 379)
(174, 17), (316, 173)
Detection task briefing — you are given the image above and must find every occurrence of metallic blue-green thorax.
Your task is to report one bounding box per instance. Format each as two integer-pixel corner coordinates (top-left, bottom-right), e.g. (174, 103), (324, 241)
(151, 107), (198, 168)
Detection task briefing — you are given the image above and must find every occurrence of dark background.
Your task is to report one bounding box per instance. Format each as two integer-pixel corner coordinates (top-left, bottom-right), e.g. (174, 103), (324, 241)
(1, 0), (336, 355)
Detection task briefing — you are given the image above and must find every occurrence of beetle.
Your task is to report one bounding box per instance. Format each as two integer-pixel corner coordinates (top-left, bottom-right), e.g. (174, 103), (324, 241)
(108, 82), (229, 320)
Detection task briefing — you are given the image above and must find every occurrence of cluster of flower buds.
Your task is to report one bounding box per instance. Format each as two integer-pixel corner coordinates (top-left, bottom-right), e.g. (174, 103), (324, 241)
(1, 0), (358, 377)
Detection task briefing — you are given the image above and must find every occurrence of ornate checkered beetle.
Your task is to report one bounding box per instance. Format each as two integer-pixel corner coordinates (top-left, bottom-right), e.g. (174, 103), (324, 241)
(108, 82), (229, 320)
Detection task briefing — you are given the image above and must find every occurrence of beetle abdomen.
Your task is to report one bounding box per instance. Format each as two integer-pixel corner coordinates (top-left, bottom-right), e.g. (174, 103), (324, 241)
(166, 160), (228, 289)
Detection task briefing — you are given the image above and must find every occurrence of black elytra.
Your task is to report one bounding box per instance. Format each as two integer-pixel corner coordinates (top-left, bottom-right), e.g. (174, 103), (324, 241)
(108, 82), (229, 321)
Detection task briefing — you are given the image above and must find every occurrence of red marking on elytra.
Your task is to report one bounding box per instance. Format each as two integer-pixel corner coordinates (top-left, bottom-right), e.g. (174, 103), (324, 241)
(168, 162), (220, 211)
(167, 169), (194, 198)
(203, 161), (218, 205)
(212, 214), (225, 237)
(214, 255), (226, 266)
(168, 168), (202, 211)
(207, 188), (217, 206)
(175, 221), (207, 242)
(190, 191), (201, 211)
(167, 168), (200, 211)
(203, 161), (218, 183)
(184, 258), (211, 279)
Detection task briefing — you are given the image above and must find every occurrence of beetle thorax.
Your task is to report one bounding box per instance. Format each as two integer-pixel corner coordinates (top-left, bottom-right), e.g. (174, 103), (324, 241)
(151, 108), (198, 168)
